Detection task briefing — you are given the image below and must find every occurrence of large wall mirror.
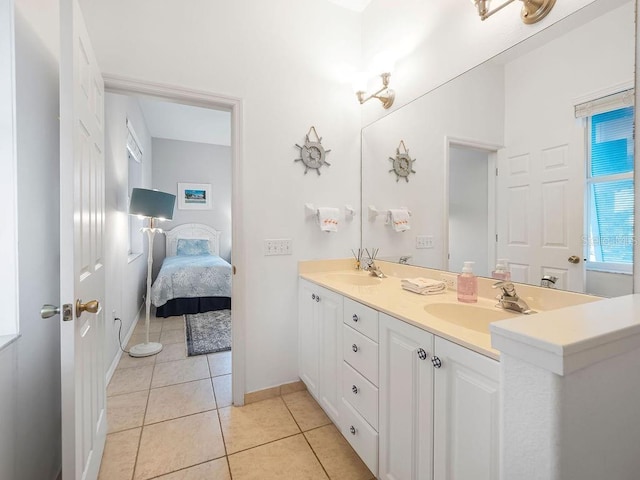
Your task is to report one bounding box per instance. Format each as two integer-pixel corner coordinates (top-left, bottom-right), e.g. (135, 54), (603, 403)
(361, 0), (635, 297)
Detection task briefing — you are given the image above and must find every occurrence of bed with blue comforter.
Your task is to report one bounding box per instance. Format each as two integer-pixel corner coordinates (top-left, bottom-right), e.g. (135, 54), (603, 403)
(151, 253), (232, 318)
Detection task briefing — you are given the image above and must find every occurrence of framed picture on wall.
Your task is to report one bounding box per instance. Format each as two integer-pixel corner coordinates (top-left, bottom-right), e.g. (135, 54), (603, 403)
(177, 182), (212, 210)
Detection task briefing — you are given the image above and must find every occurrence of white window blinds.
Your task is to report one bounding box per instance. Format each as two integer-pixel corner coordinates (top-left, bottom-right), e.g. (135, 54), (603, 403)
(126, 118), (143, 162)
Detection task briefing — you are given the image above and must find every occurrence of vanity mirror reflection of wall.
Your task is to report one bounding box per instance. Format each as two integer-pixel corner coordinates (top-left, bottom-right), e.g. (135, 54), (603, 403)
(361, 0), (635, 297)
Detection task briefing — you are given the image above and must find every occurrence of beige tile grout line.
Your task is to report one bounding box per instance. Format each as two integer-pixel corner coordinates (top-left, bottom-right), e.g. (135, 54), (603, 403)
(280, 396), (332, 480)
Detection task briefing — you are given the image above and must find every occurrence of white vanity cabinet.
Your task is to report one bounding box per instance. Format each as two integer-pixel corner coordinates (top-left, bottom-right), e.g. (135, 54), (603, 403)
(340, 298), (380, 476)
(298, 279), (343, 424)
(432, 336), (500, 480)
(379, 313), (435, 480)
(379, 312), (500, 480)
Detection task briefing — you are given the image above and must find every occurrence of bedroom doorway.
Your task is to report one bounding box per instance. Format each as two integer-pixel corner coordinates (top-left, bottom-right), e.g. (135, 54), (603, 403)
(104, 77), (245, 406)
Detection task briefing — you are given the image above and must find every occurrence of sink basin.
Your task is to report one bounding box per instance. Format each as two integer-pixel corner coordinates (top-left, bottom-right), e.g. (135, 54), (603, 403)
(326, 273), (382, 286)
(423, 302), (518, 333)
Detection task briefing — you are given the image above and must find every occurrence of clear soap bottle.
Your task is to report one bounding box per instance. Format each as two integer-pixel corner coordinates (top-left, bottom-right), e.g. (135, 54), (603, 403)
(492, 258), (511, 281)
(457, 261), (478, 303)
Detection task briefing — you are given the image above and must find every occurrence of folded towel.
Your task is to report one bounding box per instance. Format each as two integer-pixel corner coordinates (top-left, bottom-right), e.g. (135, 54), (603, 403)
(318, 207), (339, 232)
(387, 209), (411, 232)
(401, 277), (446, 295)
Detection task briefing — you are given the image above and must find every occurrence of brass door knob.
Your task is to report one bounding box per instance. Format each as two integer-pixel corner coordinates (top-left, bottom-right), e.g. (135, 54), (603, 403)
(568, 255), (581, 264)
(75, 299), (100, 317)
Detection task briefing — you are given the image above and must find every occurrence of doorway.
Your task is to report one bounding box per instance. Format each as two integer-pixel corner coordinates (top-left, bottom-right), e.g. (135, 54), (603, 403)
(104, 76), (245, 406)
(444, 138), (498, 277)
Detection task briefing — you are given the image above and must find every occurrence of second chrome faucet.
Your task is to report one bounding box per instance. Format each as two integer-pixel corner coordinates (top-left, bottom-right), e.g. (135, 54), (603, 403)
(492, 281), (533, 314)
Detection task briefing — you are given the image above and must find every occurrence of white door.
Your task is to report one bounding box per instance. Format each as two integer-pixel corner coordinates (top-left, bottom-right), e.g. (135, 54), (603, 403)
(379, 313), (434, 480)
(433, 337), (500, 480)
(59, 0), (106, 478)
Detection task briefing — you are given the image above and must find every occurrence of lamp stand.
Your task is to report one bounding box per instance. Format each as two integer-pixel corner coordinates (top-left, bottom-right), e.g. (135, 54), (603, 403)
(129, 224), (163, 357)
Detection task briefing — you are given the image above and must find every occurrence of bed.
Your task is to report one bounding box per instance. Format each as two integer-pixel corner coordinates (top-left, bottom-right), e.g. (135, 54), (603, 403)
(151, 223), (232, 318)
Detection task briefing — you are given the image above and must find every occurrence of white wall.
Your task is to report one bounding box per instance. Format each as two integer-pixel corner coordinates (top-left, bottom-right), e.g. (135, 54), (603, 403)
(80, 0), (362, 393)
(152, 137), (232, 270)
(104, 92), (153, 373)
(0, 7), (62, 480)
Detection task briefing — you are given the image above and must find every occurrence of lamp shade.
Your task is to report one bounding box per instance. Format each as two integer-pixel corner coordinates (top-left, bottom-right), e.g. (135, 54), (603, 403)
(129, 188), (176, 219)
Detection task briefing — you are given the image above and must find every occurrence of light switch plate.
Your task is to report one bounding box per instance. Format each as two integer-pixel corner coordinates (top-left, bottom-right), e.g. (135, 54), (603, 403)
(416, 235), (434, 249)
(264, 239), (292, 256)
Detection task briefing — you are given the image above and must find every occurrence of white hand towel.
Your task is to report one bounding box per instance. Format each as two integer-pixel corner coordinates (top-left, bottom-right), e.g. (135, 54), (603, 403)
(318, 207), (339, 232)
(401, 277), (446, 295)
(388, 209), (411, 232)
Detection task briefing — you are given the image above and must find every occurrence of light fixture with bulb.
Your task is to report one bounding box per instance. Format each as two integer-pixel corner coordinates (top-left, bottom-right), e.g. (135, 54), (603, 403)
(472, 0), (555, 24)
(354, 72), (395, 109)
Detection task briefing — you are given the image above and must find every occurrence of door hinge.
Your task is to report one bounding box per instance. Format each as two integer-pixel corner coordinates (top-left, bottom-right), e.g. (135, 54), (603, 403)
(495, 167), (499, 176)
(232, 265), (237, 275)
(496, 233), (499, 242)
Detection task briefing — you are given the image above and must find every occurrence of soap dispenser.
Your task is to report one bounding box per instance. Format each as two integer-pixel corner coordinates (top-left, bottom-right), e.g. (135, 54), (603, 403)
(492, 258), (511, 281)
(457, 261), (478, 303)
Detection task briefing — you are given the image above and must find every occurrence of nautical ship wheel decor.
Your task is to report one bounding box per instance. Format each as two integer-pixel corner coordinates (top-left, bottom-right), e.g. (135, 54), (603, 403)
(295, 126), (331, 175)
(389, 140), (416, 182)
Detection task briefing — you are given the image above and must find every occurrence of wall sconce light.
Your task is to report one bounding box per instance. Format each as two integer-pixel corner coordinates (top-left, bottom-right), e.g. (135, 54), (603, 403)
(472, 0), (555, 24)
(355, 72), (395, 109)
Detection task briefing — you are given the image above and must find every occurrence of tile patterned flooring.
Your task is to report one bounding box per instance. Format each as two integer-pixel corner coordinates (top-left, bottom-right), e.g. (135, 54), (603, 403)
(99, 314), (374, 480)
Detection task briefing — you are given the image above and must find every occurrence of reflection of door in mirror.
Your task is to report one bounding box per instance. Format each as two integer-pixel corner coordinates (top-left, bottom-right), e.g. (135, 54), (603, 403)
(447, 143), (497, 278)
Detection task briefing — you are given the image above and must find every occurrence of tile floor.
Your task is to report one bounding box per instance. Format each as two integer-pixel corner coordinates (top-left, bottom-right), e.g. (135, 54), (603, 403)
(99, 313), (374, 480)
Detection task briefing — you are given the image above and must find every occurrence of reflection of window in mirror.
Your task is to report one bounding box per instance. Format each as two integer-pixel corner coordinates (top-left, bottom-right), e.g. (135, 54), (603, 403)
(585, 101), (634, 275)
(127, 119), (144, 259)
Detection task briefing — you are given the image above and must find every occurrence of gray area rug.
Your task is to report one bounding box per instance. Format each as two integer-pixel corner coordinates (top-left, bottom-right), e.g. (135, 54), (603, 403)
(185, 310), (231, 356)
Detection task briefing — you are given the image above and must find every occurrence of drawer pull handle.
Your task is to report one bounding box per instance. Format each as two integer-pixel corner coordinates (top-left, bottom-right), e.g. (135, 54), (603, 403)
(352, 344), (359, 353)
(350, 425), (357, 435)
(431, 356), (442, 369)
(417, 348), (428, 360)
(352, 314), (359, 322)
(352, 385), (359, 394)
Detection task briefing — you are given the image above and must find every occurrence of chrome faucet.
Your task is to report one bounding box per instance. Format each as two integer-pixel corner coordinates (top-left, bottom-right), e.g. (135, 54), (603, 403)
(492, 281), (533, 314)
(364, 259), (386, 278)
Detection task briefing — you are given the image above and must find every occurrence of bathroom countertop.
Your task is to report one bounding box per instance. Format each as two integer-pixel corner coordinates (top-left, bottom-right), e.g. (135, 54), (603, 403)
(299, 259), (640, 373)
(299, 260), (520, 360)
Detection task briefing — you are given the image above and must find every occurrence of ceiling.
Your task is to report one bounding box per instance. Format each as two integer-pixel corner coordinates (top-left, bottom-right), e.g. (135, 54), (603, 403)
(137, 98), (231, 147)
(325, 0), (372, 12)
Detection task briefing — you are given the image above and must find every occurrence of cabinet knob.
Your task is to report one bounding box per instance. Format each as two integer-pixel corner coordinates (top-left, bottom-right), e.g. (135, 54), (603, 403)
(352, 385), (359, 394)
(311, 293), (316, 300)
(352, 314), (359, 322)
(349, 425), (357, 435)
(417, 348), (428, 360)
(431, 356), (442, 369)
(352, 344), (359, 353)
(315, 295), (320, 302)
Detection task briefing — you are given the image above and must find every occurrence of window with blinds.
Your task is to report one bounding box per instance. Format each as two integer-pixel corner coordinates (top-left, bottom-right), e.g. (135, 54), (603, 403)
(585, 105), (634, 272)
(127, 119), (144, 257)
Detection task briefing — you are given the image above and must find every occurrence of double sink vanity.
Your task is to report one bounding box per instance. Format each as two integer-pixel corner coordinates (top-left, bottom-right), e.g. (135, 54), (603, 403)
(298, 259), (640, 480)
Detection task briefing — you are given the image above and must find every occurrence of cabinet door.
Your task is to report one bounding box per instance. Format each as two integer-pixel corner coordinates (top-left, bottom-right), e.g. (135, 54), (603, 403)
(433, 337), (500, 480)
(379, 313), (434, 480)
(298, 279), (319, 399)
(317, 286), (343, 425)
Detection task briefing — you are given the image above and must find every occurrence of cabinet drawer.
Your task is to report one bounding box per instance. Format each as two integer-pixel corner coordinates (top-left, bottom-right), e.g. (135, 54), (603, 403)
(343, 325), (379, 386)
(341, 399), (378, 477)
(342, 361), (378, 430)
(343, 298), (378, 342)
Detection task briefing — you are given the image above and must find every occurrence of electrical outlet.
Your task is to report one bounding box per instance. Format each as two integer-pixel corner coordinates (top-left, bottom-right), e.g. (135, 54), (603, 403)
(264, 238), (293, 256)
(440, 273), (457, 290)
(416, 235), (434, 249)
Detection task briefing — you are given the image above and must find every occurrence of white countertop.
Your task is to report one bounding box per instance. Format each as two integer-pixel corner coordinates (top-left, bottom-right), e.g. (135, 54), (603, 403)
(299, 259), (640, 373)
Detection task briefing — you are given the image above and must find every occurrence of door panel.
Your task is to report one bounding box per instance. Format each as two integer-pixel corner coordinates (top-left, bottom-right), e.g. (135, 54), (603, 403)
(60, 0), (106, 477)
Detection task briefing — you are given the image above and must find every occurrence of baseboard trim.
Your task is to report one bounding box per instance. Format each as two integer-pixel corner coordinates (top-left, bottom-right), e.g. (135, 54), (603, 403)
(105, 304), (143, 385)
(244, 380), (306, 405)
